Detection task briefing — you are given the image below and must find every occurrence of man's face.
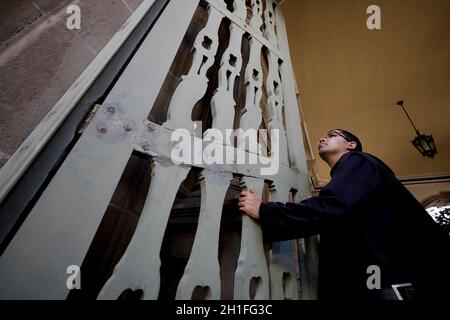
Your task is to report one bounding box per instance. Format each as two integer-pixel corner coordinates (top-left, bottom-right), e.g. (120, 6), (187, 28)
(317, 130), (355, 159)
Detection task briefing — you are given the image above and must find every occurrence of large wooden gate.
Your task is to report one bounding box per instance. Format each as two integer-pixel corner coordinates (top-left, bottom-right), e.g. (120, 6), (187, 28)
(0, 0), (314, 300)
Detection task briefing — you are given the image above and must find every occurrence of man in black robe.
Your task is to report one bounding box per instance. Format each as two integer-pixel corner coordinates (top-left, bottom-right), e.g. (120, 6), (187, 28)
(238, 129), (450, 300)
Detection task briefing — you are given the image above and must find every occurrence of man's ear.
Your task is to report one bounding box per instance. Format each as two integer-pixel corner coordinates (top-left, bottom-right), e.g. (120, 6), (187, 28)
(347, 141), (357, 151)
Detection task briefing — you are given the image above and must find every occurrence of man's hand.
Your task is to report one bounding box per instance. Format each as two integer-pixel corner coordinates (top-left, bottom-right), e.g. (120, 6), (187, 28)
(238, 189), (262, 219)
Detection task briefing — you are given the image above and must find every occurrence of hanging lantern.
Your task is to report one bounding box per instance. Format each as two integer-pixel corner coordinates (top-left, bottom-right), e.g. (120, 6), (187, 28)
(396, 100), (438, 159)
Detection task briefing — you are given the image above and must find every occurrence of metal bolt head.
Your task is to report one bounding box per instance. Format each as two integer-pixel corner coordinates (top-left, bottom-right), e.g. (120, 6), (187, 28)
(140, 141), (150, 151)
(147, 123), (155, 132)
(97, 127), (108, 134)
(123, 123), (133, 132)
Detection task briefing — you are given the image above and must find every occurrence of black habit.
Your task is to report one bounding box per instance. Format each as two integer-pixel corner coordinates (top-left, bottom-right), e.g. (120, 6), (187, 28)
(259, 151), (450, 300)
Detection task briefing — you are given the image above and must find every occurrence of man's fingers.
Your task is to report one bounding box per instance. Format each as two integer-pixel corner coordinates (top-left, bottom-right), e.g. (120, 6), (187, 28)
(240, 195), (254, 201)
(242, 190), (257, 196)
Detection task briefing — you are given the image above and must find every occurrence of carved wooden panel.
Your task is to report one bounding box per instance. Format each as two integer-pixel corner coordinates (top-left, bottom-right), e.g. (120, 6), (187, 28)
(237, 38), (263, 154)
(98, 159), (191, 299)
(164, 7), (223, 133)
(204, 22), (244, 145)
(264, 0), (278, 48)
(232, 0), (247, 22)
(268, 182), (298, 300)
(0, 0), (312, 301)
(248, 0), (264, 35)
(175, 170), (232, 299)
(266, 49), (289, 166)
(234, 176), (269, 299)
(0, 0), (200, 299)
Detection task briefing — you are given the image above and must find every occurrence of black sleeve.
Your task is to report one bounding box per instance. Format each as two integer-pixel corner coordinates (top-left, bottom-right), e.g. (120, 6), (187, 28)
(259, 152), (381, 242)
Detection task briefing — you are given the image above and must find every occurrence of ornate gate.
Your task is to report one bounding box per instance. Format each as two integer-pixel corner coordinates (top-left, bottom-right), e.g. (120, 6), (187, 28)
(0, 0), (315, 300)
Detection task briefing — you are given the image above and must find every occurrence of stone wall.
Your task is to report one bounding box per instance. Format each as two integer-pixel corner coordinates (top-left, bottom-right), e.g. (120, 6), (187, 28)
(0, 0), (143, 168)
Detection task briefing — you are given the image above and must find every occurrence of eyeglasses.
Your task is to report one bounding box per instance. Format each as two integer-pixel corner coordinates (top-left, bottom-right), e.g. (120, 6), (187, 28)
(319, 130), (347, 143)
(328, 130), (349, 140)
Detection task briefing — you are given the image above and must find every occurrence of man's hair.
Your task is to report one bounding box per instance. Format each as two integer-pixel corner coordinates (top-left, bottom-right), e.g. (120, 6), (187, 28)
(332, 129), (363, 152)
